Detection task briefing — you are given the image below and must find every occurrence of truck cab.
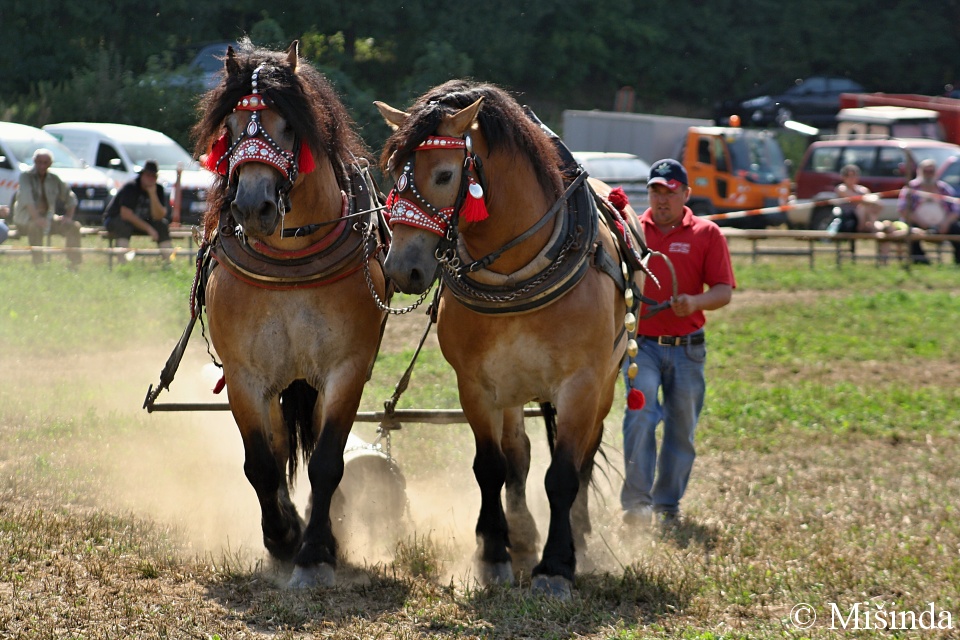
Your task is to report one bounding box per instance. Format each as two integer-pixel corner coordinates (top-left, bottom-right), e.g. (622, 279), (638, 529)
(681, 126), (791, 227)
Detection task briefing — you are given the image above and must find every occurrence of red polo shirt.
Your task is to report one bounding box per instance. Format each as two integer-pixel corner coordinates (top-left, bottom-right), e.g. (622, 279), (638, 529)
(637, 206), (736, 337)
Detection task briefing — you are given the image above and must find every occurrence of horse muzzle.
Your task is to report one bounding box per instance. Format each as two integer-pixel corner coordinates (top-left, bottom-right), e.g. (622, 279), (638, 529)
(383, 226), (442, 294)
(230, 170), (282, 237)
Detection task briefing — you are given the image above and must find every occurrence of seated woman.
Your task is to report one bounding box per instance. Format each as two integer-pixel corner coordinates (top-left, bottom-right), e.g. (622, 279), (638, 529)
(833, 164), (911, 260)
(835, 164), (882, 232)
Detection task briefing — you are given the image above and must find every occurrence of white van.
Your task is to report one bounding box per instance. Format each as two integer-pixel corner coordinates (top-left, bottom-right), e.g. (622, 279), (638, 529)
(0, 121), (116, 225)
(43, 122), (214, 226)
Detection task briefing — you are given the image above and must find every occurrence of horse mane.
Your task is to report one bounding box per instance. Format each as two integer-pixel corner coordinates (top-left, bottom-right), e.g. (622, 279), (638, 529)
(192, 38), (368, 239)
(379, 79), (564, 200)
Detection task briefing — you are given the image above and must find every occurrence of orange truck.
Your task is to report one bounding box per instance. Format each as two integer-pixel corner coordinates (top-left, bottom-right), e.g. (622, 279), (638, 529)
(839, 93), (960, 145)
(562, 110), (791, 228)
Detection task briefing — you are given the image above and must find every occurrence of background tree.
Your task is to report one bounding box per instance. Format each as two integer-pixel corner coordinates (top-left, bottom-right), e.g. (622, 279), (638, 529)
(2, 0), (959, 155)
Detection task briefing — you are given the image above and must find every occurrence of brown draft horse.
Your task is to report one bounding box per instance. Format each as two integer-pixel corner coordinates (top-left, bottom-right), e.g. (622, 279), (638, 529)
(376, 80), (644, 598)
(192, 40), (388, 588)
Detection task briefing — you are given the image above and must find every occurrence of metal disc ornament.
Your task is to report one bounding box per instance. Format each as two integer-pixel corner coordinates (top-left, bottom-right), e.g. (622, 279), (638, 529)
(469, 182), (484, 199)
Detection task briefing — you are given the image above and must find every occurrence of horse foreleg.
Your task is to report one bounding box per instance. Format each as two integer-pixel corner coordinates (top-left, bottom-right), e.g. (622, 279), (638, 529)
(468, 409), (512, 586)
(239, 426), (303, 562)
(288, 412), (353, 589)
(501, 406), (539, 579)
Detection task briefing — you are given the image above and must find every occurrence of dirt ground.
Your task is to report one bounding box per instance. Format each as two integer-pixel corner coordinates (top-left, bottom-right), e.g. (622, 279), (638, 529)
(2, 288), (958, 638)
(3, 288), (955, 572)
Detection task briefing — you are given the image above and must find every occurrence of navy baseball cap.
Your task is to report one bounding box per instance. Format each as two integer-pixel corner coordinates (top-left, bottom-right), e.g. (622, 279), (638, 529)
(139, 160), (160, 175)
(647, 159), (688, 191)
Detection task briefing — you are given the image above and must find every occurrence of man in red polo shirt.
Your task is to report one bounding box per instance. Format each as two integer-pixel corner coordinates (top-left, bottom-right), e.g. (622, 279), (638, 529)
(621, 158), (736, 530)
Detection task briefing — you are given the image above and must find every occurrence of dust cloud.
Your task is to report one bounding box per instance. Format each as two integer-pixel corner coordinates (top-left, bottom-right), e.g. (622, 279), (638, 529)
(8, 342), (646, 586)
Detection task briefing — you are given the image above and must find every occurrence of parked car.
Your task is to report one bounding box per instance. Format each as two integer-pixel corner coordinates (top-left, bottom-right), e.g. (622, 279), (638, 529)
(186, 42), (231, 91)
(716, 76), (866, 128)
(43, 122), (214, 226)
(791, 137), (960, 229)
(0, 121), (116, 225)
(572, 151), (650, 209)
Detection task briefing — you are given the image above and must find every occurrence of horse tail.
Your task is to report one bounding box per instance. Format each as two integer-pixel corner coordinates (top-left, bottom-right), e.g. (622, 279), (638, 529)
(539, 402), (557, 455)
(280, 380), (320, 479)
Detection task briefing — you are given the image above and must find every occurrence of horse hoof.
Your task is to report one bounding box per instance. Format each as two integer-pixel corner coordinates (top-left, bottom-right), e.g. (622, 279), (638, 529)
(531, 574), (573, 600)
(476, 560), (514, 586)
(287, 563), (335, 589)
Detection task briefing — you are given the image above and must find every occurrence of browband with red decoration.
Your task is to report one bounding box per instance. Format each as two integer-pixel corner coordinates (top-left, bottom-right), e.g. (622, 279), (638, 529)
(203, 65), (315, 181)
(416, 136), (466, 151)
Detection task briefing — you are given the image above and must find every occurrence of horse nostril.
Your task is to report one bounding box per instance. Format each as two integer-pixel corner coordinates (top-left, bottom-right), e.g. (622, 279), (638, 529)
(258, 201), (274, 221)
(408, 268), (425, 292)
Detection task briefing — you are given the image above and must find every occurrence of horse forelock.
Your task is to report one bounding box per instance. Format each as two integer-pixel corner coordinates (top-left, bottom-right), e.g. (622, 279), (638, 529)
(194, 40), (366, 238)
(381, 80), (563, 198)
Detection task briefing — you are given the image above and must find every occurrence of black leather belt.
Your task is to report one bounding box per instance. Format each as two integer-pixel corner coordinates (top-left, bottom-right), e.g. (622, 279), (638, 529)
(640, 334), (705, 346)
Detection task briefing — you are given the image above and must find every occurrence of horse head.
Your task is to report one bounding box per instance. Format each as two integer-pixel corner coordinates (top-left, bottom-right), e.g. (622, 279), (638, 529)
(377, 81), (564, 295)
(195, 39), (361, 243)
(375, 97), (484, 293)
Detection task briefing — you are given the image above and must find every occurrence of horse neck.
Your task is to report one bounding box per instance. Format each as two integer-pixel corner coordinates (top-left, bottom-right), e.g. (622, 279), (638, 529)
(459, 154), (557, 274)
(282, 156), (344, 249)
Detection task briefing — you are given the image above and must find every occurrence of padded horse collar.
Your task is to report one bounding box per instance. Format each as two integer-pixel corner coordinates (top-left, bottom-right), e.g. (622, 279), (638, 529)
(211, 163), (382, 289)
(441, 170), (600, 314)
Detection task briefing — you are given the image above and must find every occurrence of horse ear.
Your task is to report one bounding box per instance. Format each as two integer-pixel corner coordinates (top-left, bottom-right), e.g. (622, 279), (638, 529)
(286, 40), (299, 74)
(446, 97), (484, 137)
(225, 46), (240, 76)
(374, 101), (409, 131)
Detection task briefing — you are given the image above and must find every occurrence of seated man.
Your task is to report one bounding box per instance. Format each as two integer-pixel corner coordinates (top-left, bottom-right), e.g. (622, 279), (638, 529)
(897, 158), (960, 264)
(12, 149), (82, 268)
(103, 160), (173, 264)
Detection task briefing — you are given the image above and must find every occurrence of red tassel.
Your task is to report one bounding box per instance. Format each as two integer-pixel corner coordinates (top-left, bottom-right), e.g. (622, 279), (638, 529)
(213, 375), (226, 394)
(460, 176), (488, 223)
(204, 134), (230, 175)
(627, 389), (645, 411)
(608, 187), (629, 212)
(297, 142), (315, 174)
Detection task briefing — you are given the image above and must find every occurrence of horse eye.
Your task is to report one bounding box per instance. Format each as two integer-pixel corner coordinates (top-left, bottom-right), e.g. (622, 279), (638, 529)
(436, 170), (454, 185)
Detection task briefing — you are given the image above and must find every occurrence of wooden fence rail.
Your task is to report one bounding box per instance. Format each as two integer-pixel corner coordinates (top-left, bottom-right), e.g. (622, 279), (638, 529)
(720, 228), (960, 268)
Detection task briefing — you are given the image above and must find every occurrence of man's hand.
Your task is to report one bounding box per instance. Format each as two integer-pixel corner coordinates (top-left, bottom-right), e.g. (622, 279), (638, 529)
(670, 294), (698, 317)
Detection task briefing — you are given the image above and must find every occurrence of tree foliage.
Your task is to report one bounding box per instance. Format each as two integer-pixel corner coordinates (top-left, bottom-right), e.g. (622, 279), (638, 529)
(2, 0), (959, 151)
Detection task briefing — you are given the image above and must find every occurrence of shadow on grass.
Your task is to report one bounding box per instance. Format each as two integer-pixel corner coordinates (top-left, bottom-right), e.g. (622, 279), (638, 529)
(660, 518), (721, 551)
(203, 559), (414, 632)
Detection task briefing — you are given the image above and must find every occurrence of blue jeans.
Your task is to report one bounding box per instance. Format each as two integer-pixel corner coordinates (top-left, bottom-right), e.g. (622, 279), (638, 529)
(621, 333), (706, 515)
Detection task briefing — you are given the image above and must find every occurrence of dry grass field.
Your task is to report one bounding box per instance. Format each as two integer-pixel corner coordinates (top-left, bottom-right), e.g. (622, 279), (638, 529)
(1, 257), (959, 638)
